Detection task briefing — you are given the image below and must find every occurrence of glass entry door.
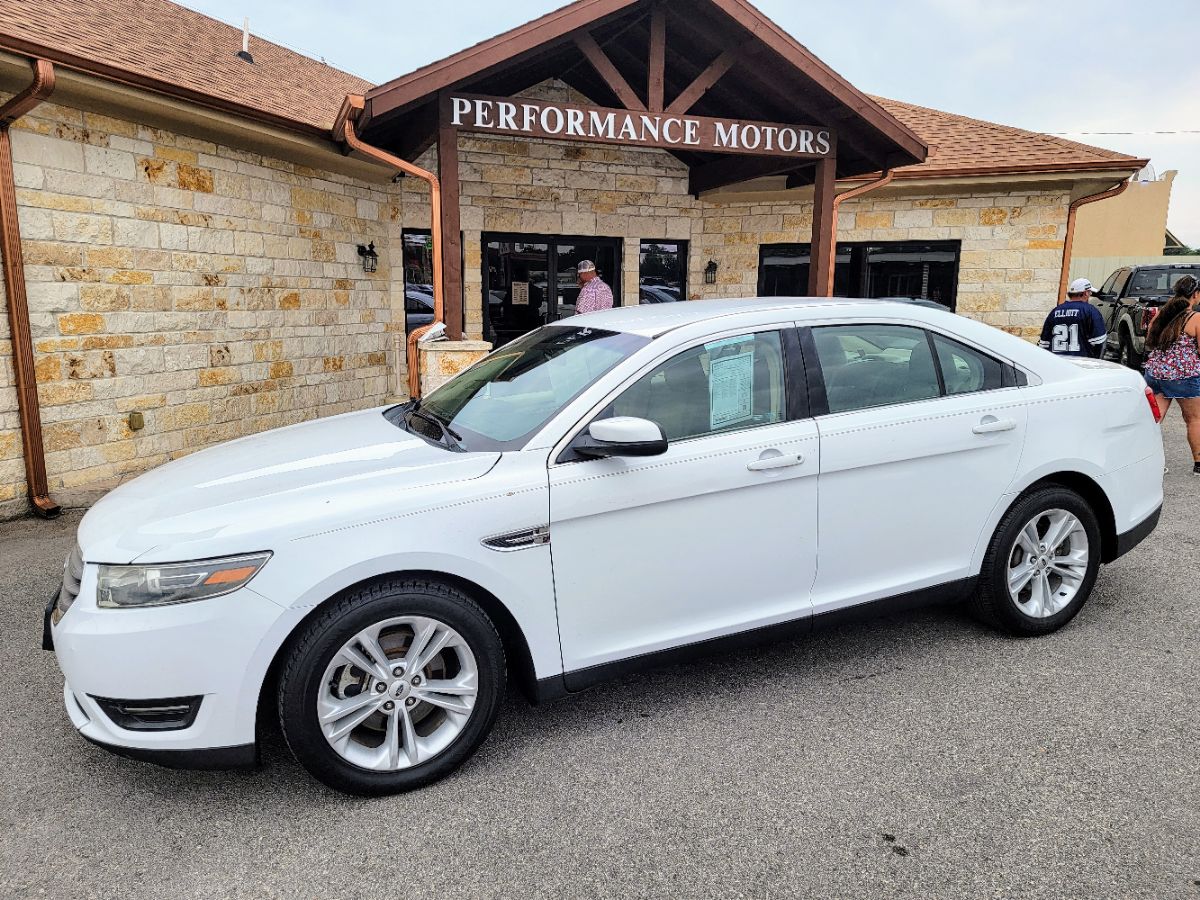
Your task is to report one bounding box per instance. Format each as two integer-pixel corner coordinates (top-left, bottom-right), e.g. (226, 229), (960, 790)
(483, 234), (621, 347)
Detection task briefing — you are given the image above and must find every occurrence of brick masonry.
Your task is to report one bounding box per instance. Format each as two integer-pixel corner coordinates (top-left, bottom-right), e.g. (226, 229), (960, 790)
(1, 78), (1071, 519)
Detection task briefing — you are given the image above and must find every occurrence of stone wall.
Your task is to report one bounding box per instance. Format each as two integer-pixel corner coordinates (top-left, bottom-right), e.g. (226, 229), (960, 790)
(693, 188), (1071, 338)
(0, 96), (403, 520)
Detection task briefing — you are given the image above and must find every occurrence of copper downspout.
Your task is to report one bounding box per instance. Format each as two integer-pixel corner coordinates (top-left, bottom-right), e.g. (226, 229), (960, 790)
(822, 169), (894, 296)
(335, 95), (443, 399)
(0, 59), (59, 518)
(1058, 179), (1129, 299)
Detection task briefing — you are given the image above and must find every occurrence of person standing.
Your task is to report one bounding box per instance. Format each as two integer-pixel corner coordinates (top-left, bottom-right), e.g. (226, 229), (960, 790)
(1038, 278), (1108, 357)
(1143, 274), (1200, 474)
(574, 260), (614, 315)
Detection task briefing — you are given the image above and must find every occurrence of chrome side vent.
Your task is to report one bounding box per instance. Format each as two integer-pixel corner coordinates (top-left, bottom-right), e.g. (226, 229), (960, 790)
(52, 544), (84, 625)
(482, 526), (550, 552)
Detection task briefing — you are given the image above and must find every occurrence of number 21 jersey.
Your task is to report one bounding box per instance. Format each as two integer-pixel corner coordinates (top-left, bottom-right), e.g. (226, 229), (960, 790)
(1038, 300), (1107, 358)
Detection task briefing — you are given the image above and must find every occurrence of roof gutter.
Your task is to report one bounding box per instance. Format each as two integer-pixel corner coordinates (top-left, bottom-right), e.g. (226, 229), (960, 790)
(0, 57), (60, 518)
(1058, 178), (1130, 300)
(820, 168), (894, 296)
(334, 95), (443, 399)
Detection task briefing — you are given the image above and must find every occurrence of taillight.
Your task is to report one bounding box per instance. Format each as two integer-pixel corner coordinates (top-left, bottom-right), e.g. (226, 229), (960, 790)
(1144, 306), (1159, 331)
(1145, 386), (1163, 423)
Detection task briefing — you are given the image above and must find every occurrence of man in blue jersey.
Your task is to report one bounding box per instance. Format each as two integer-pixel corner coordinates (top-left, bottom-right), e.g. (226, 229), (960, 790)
(1038, 278), (1108, 357)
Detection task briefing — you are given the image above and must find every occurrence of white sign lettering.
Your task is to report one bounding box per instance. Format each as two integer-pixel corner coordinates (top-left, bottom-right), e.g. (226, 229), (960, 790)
(447, 94), (834, 159)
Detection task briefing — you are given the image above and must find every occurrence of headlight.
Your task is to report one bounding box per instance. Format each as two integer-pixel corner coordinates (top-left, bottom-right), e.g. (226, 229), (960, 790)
(96, 552), (272, 609)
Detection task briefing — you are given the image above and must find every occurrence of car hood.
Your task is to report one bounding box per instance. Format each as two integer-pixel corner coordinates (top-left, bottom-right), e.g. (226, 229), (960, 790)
(78, 407), (500, 564)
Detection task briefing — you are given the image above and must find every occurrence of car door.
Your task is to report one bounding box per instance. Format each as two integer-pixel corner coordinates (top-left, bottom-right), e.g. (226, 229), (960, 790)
(803, 322), (1028, 615)
(548, 327), (819, 681)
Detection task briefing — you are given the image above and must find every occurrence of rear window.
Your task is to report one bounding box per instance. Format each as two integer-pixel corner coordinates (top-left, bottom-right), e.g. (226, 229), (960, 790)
(1127, 268), (1200, 297)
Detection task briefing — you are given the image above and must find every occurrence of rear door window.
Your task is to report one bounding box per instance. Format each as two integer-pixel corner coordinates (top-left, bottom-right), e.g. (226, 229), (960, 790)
(809, 324), (941, 413)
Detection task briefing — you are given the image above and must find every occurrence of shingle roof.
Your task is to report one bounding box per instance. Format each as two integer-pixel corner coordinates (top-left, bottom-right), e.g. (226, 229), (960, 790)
(875, 96), (1145, 178)
(0, 0), (1147, 178)
(0, 0), (370, 134)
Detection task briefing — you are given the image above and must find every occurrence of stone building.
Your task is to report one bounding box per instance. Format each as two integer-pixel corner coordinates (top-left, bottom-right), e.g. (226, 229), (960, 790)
(0, 0), (1147, 520)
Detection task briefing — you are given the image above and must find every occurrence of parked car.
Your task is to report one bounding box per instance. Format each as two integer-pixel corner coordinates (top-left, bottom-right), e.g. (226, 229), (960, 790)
(1091, 263), (1200, 367)
(875, 295), (954, 311)
(45, 298), (1164, 795)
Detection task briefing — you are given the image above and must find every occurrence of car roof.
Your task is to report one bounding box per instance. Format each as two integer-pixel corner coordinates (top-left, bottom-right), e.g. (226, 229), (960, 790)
(565, 297), (940, 337)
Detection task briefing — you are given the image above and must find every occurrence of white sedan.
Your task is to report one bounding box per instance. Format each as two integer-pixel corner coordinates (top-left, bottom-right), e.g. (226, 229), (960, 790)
(46, 299), (1164, 794)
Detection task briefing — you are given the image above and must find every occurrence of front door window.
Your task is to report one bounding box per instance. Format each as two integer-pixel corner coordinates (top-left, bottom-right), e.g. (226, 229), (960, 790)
(482, 234), (621, 347)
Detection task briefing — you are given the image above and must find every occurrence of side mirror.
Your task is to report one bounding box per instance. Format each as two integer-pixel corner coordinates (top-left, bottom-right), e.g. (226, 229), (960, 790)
(576, 417), (668, 459)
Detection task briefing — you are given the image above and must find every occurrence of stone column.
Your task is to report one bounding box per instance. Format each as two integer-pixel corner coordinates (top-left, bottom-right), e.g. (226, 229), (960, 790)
(418, 340), (492, 395)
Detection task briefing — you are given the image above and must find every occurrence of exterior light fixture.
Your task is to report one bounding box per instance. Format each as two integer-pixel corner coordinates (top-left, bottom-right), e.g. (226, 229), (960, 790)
(357, 242), (379, 274)
(704, 259), (719, 285)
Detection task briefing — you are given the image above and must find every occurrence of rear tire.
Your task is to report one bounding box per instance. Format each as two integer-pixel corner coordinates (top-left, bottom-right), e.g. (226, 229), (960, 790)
(278, 578), (505, 796)
(970, 487), (1102, 636)
(1118, 329), (1142, 370)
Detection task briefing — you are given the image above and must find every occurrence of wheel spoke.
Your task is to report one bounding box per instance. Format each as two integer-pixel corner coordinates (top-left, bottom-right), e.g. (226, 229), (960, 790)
(320, 690), (380, 724)
(401, 706), (421, 766)
(337, 642), (388, 681)
(1028, 572), (1050, 618)
(384, 706), (402, 770)
(325, 697), (382, 742)
(1043, 512), (1079, 553)
(404, 621), (438, 670)
(415, 678), (476, 715)
(1008, 561), (1036, 594)
(357, 628), (394, 676)
(412, 628), (453, 673)
(1017, 521), (1042, 555)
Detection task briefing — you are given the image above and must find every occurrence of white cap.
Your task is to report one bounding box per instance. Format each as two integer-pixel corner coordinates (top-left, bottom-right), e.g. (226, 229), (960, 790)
(1068, 278), (1094, 294)
(577, 260), (596, 274)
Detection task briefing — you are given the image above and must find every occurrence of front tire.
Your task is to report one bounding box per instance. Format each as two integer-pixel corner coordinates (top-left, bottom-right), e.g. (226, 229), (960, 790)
(970, 487), (1102, 636)
(278, 578), (505, 796)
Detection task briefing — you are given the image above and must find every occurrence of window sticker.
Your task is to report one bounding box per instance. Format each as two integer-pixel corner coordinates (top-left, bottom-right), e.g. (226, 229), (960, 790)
(709, 350), (755, 429)
(511, 282), (530, 306)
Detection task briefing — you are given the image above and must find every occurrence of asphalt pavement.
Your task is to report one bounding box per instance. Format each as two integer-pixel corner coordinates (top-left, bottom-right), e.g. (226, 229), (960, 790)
(1, 416), (1197, 899)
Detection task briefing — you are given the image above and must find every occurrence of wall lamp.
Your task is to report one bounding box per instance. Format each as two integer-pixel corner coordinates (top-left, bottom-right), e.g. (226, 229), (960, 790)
(704, 259), (719, 285)
(357, 242), (379, 274)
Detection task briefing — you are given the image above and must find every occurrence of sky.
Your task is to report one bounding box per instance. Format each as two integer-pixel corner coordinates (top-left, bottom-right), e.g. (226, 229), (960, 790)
(181, 0), (1200, 245)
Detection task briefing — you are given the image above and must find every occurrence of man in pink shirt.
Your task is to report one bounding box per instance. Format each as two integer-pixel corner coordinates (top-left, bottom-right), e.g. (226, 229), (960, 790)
(573, 260), (614, 314)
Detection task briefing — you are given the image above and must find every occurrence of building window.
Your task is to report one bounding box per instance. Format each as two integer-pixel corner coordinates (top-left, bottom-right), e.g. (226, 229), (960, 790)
(639, 240), (688, 304)
(402, 229), (435, 334)
(758, 240), (961, 310)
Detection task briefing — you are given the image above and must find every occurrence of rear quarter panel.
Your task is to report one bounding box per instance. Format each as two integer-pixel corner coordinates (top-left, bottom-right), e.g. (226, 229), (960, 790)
(968, 362), (1164, 572)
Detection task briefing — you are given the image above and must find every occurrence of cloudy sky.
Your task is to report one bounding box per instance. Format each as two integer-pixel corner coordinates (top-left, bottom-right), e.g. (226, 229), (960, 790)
(183, 0), (1200, 245)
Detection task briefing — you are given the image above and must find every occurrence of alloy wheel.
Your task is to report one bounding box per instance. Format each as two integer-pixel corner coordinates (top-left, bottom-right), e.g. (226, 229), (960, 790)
(317, 616), (479, 771)
(1006, 509), (1090, 619)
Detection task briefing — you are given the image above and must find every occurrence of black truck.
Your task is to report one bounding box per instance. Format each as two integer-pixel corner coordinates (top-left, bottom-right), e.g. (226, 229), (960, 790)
(1091, 263), (1200, 368)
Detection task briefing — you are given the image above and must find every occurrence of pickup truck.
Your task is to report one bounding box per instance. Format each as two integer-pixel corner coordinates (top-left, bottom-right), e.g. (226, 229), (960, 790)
(1091, 263), (1200, 368)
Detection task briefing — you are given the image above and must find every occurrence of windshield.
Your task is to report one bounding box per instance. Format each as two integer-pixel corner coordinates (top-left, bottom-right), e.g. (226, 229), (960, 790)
(1127, 268), (1200, 297)
(392, 326), (650, 452)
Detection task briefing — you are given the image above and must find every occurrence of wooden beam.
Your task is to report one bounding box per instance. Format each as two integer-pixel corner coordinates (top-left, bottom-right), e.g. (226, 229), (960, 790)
(689, 154), (812, 196)
(437, 95), (464, 340)
(666, 45), (740, 115)
(648, 5), (666, 112)
(808, 156), (836, 297)
(575, 31), (645, 111)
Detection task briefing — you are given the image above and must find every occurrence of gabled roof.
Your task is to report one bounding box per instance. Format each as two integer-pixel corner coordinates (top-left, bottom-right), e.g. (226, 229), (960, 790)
(0, 0), (369, 135)
(875, 98), (1146, 179)
(0, 0), (1146, 184)
(361, 0), (929, 183)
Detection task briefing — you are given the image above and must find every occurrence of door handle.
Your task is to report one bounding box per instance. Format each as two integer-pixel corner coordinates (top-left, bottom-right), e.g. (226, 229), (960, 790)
(972, 418), (1017, 435)
(747, 452), (805, 472)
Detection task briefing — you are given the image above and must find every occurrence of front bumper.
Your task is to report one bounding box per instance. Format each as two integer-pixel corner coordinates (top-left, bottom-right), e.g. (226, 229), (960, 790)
(50, 566), (295, 762)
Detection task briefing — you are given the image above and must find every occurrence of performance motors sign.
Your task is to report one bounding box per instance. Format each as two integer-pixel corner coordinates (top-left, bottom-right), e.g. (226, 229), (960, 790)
(447, 94), (834, 159)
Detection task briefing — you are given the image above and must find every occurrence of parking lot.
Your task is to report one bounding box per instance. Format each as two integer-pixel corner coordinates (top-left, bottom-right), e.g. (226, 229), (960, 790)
(0, 416), (1196, 900)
